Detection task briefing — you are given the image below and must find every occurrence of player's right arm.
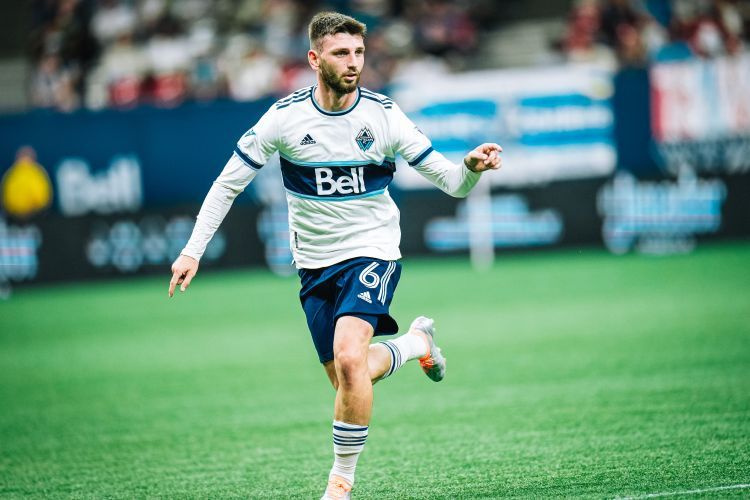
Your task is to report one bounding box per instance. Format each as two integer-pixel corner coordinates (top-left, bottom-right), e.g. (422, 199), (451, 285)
(168, 106), (280, 297)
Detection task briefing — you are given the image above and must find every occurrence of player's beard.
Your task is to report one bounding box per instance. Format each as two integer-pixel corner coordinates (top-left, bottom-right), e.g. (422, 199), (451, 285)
(320, 59), (360, 95)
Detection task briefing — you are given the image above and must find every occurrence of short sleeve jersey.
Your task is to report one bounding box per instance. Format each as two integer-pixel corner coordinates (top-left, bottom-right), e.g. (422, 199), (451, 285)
(234, 86), (435, 269)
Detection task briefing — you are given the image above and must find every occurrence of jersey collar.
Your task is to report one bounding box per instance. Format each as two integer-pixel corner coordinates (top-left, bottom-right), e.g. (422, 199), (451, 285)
(311, 85), (361, 116)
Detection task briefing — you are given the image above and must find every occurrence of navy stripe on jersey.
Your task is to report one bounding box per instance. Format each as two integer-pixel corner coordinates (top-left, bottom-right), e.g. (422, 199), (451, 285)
(360, 89), (393, 108)
(276, 88), (313, 109)
(280, 156), (395, 200)
(233, 146), (263, 170)
(360, 89), (392, 102)
(278, 91), (310, 104)
(361, 95), (393, 109)
(276, 86), (313, 105)
(276, 95), (311, 109)
(408, 146), (434, 166)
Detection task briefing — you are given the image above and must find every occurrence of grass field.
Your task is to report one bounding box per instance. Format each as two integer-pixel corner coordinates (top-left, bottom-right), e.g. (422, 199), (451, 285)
(1, 242), (749, 499)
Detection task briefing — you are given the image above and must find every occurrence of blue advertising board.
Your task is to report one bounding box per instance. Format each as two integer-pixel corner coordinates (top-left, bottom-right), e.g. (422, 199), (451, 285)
(0, 99), (274, 216)
(391, 64), (616, 189)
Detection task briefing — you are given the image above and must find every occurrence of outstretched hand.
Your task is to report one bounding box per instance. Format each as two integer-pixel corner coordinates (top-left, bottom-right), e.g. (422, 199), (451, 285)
(168, 254), (199, 298)
(464, 143), (503, 173)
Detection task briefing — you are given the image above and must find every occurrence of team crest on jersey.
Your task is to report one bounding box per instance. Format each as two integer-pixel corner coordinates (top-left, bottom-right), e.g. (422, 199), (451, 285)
(355, 127), (375, 152)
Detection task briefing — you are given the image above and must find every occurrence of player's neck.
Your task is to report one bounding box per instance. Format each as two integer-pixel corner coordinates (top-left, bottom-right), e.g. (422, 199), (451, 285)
(314, 83), (358, 112)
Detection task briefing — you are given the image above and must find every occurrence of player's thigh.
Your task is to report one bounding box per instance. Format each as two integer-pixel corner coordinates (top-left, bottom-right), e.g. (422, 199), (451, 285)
(301, 293), (337, 365)
(333, 315), (374, 359)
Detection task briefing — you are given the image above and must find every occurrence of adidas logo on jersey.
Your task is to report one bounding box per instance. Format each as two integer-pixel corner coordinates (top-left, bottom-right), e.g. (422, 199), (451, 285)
(357, 291), (372, 304)
(300, 134), (316, 145)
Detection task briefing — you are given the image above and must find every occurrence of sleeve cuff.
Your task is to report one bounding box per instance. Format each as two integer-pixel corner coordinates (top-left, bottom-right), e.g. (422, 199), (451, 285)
(463, 158), (482, 177)
(180, 249), (202, 261)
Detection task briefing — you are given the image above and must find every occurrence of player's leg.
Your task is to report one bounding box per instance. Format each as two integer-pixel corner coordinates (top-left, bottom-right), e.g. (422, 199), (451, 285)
(298, 270), (366, 498)
(322, 256), (401, 499)
(319, 259), (445, 385)
(320, 258), (444, 498)
(321, 316), (446, 498)
(332, 315), (374, 424)
(322, 315), (373, 499)
(372, 316), (447, 382)
(323, 341), (398, 388)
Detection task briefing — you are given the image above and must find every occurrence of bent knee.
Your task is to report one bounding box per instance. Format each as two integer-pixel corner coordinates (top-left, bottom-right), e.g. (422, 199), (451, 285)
(335, 349), (368, 383)
(336, 349), (367, 372)
(333, 315), (373, 384)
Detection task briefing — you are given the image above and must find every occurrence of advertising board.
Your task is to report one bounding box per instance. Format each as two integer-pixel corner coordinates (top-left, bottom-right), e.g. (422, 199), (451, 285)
(391, 63), (616, 189)
(650, 53), (750, 175)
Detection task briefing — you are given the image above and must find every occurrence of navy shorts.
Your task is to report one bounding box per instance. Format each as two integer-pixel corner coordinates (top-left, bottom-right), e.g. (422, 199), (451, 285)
(299, 257), (402, 363)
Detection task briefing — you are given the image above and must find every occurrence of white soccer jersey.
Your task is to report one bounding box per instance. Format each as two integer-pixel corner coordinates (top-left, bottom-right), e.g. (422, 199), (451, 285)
(182, 85), (482, 269)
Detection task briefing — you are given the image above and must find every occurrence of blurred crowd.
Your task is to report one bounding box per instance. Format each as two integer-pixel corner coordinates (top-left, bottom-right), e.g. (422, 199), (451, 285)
(563, 0), (748, 65)
(28, 0), (750, 112)
(28, 0), (481, 112)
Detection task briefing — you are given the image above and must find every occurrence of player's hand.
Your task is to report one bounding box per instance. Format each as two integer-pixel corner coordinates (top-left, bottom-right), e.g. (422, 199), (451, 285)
(464, 143), (503, 173)
(169, 254), (199, 298)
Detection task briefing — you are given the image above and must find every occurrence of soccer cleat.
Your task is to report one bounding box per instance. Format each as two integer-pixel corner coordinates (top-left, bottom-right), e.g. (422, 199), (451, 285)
(410, 316), (446, 382)
(321, 475), (352, 500)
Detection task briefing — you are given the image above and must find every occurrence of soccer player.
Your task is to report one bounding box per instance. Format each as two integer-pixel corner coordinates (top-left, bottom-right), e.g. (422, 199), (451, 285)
(168, 11), (502, 499)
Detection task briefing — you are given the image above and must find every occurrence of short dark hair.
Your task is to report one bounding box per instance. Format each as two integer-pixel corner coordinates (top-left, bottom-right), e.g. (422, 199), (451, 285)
(308, 12), (367, 51)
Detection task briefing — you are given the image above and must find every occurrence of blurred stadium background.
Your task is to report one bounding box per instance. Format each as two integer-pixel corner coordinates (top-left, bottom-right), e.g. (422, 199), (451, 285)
(1, 0), (749, 498)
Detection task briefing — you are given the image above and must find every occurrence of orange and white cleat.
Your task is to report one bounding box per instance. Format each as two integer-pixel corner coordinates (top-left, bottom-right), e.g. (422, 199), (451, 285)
(410, 316), (446, 382)
(321, 475), (352, 500)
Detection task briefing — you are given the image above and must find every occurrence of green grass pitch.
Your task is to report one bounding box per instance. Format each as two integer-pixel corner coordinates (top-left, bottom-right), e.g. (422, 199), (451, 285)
(1, 242), (749, 499)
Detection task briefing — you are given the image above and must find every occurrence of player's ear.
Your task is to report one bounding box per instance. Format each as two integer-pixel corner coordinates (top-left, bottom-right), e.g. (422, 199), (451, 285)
(308, 49), (320, 71)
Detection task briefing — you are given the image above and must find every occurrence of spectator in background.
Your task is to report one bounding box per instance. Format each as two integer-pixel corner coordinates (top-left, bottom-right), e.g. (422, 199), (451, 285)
(142, 12), (191, 106)
(29, 53), (80, 111)
(663, 0), (744, 58)
(357, 28), (398, 90)
(26, 0), (750, 113)
(220, 34), (281, 101)
(709, 0), (744, 54)
(98, 31), (149, 107)
(29, 0), (97, 111)
(564, 0), (607, 62)
(90, 0), (136, 45)
(410, 0), (477, 65)
(600, 0), (642, 46)
(598, 0), (649, 65)
(575, 0), (671, 66)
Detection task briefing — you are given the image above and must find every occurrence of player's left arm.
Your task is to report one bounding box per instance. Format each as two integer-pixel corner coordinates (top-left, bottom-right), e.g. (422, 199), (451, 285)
(463, 143), (503, 173)
(390, 103), (502, 198)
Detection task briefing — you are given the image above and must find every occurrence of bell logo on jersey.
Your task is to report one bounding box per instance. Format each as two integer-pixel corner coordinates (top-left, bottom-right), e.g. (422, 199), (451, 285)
(315, 167), (366, 196)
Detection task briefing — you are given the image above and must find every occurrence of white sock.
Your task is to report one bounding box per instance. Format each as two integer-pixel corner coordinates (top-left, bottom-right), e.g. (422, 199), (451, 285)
(378, 332), (428, 379)
(330, 420), (368, 485)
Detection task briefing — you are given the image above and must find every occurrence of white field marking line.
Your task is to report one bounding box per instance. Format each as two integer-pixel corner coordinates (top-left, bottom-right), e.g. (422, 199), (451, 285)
(617, 483), (750, 499)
